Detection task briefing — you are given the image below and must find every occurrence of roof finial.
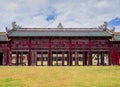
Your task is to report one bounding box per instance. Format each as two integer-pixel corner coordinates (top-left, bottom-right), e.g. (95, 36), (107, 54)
(57, 22), (63, 28)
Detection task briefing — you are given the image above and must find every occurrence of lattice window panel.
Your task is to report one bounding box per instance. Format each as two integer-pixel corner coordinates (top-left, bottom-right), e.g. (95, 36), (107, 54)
(11, 38), (29, 48)
(71, 40), (89, 48)
(51, 39), (69, 48)
(31, 38), (49, 48)
(0, 44), (8, 50)
(91, 40), (109, 48)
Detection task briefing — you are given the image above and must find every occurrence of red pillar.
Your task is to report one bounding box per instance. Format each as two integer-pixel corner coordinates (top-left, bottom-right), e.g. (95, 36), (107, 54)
(62, 52), (64, 66)
(83, 52), (87, 66)
(28, 38), (31, 66)
(56, 52), (58, 66)
(88, 38), (92, 65)
(108, 51), (111, 65)
(83, 52), (85, 66)
(20, 52), (23, 65)
(3, 52), (6, 65)
(41, 52), (43, 66)
(119, 52), (120, 65)
(88, 52), (92, 65)
(48, 38), (52, 66)
(115, 50), (119, 65)
(108, 43), (111, 65)
(75, 51), (78, 65)
(69, 38), (72, 66)
(110, 49), (114, 65)
(8, 42), (12, 66)
(97, 52), (100, 66)
(30, 51), (37, 66)
(16, 52), (19, 65)
(101, 52), (104, 65)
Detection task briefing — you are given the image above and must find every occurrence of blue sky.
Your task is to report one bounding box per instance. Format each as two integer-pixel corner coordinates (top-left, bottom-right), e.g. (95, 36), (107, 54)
(0, 0), (120, 31)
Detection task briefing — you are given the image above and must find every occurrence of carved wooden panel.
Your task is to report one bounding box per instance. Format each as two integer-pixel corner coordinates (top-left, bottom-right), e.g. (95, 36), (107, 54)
(51, 38), (69, 48)
(31, 38), (49, 48)
(0, 44), (8, 50)
(71, 39), (89, 48)
(11, 38), (29, 49)
(91, 40), (109, 51)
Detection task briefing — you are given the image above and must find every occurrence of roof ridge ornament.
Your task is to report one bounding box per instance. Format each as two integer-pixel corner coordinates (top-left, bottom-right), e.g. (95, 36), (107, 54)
(5, 27), (10, 33)
(111, 27), (115, 32)
(12, 21), (21, 29)
(57, 22), (63, 28)
(98, 21), (108, 31)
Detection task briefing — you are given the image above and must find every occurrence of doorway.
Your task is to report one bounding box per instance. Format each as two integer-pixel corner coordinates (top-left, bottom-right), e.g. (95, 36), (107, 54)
(0, 53), (3, 65)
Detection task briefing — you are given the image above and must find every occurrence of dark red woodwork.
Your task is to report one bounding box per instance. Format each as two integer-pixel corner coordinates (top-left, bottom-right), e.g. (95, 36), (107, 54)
(0, 53), (3, 65)
(0, 37), (120, 66)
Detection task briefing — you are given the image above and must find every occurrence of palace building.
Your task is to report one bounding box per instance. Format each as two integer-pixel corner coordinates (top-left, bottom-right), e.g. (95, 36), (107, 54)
(0, 22), (120, 66)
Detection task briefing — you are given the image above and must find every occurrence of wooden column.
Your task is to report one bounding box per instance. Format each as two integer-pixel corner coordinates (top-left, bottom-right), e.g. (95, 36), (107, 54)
(35, 51), (37, 66)
(97, 52), (100, 66)
(101, 52), (104, 65)
(111, 50), (114, 65)
(75, 51), (78, 65)
(67, 52), (69, 65)
(88, 38), (92, 66)
(82, 52), (84, 66)
(8, 42), (12, 66)
(41, 52), (43, 66)
(88, 52), (92, 65)
(108, 43), (111, 66)
(62, 52), (64, 66)
(85, 52), (87, 65)
(116, 51), (119, 65)
(48, 38), (52, 66)
(16, 52), (19, 65)
(119, 52), (120, 65)
(68, 38), (72, 66)
(20, 52), (23, 65)
(83, 52), (87, 66)
(28, 38), (31, 66)
(28, 51), (31, 66)
(56, 52), (58, 66)
(3, 51), (7, 65)
(108, 51), (111, 65)
(31, 51), (37, 66)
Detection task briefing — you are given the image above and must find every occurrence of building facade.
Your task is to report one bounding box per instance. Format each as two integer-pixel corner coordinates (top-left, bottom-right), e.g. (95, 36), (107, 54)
(0, 22), (120, 66)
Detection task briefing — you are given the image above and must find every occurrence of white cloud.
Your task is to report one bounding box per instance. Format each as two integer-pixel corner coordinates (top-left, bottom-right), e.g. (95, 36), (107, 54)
(115, 26), (120, 32)
(0, 0), (120, 32)
(95, 0), (110, 8)
(6, 2), (19, 10)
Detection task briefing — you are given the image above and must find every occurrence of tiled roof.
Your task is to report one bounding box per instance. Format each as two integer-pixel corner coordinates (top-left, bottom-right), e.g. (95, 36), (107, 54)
(8, 28), (112, 37)
(0, 32), (9, 42)
(112, 33), (120, 42)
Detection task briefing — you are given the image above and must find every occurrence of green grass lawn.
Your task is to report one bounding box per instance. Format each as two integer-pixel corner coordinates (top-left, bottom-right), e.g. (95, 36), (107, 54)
(0, 66), (120, 87)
